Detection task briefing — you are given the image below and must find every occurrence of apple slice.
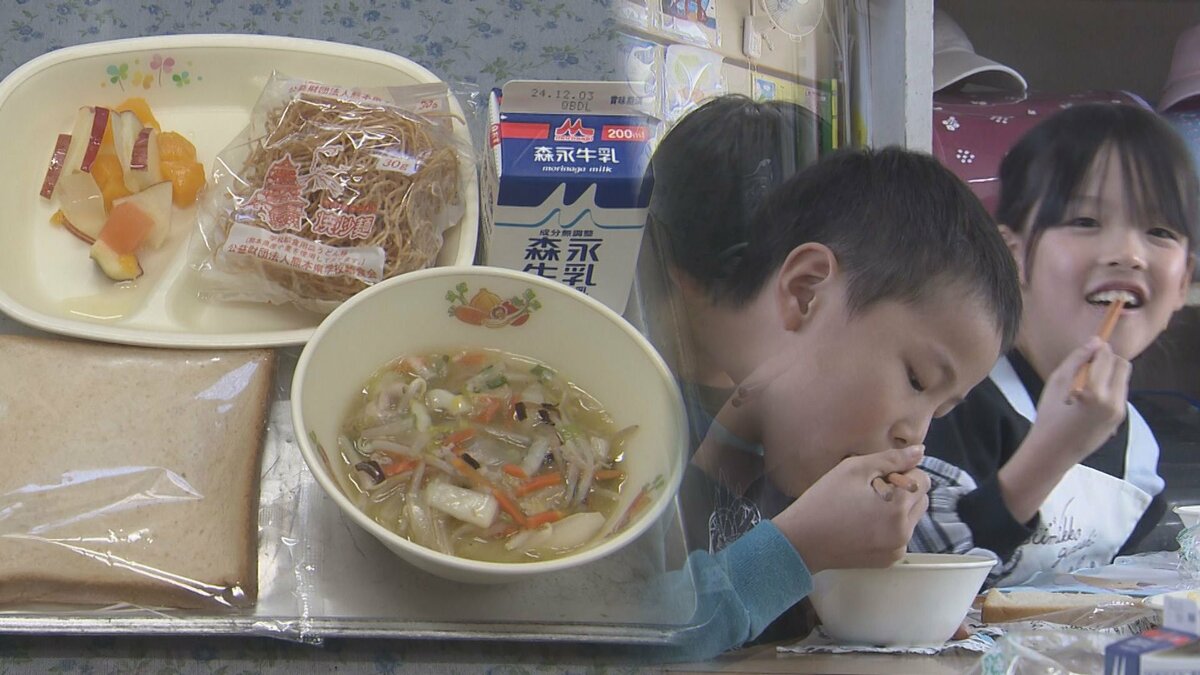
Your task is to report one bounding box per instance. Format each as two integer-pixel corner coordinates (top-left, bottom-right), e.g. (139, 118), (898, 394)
(112, 181), (172, 249)
(55, 171), (107, 242)
(89, 239), (142, 281)
(108, 110), (144, 191)
(79, 106), (110, 173)
(61, 216), (96, 245)
(60, 107), (96, 177)
(39, 133), (72, 199)
(125, 127), (161, 193)
(96, 201), (155, 254)
(88, 200), (154, 282)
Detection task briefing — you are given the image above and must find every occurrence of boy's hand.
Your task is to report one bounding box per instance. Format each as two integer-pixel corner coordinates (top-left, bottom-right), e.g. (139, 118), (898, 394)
(1031, 337), (1130, 469)
(772, 445), (930, 575)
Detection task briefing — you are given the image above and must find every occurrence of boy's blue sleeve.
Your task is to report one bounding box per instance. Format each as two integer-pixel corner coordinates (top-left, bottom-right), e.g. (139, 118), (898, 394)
(657, 520), (812, 662)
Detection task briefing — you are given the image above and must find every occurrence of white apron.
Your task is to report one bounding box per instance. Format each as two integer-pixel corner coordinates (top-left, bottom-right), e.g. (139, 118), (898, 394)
(987, 357), (1162, 588)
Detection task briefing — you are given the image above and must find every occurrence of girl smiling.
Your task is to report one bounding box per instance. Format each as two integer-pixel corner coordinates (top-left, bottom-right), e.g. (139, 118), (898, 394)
(913, 102), (1198, 586)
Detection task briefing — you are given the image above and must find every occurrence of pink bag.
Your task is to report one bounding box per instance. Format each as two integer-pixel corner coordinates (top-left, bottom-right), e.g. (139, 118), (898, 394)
(931, 90), (1150, 216)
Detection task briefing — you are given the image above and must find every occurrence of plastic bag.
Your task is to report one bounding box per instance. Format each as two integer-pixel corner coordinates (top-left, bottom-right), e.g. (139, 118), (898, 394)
(191, 74), (475, 314)
(968, 630), (1122, 675)
(0, 334), (274, 612)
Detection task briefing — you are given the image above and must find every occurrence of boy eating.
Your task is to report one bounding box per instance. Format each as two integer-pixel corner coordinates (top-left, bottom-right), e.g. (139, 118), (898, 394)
(638, 96), (1022, 657)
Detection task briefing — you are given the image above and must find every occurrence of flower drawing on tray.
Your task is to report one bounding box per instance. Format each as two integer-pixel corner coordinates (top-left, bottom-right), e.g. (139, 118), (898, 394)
(446, 283), (541, 328)
(149, 53), (175, 86)
(101, 55), (200, 90)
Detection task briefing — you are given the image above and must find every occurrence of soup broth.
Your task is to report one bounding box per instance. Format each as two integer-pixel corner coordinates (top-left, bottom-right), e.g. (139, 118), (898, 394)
(337, 348), (640, 563)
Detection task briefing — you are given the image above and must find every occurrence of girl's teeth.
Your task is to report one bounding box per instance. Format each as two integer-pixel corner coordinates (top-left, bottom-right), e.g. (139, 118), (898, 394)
(1087, 290), (1138, 306)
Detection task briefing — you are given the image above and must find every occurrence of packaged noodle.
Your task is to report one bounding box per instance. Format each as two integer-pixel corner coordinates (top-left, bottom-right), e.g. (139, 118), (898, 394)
(191, 74), (471, 313)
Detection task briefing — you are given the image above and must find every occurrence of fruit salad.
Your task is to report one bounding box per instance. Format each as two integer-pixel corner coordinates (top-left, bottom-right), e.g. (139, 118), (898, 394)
(39, 97), (205, 281)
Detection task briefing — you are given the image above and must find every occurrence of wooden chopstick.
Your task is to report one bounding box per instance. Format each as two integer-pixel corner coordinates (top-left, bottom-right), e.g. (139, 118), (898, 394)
(886, 472), (920, 493)
(870, 476), (894, 502)
(1069, 298), (1125, 397)
(871, 473), (920, 501)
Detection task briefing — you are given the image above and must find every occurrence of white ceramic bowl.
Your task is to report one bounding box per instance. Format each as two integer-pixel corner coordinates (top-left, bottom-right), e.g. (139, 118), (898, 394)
(293, 266), (687, 583)
(0, 35), (477, 348)
(810, 553), (995, 647)
(1176, 505), (1200, 529)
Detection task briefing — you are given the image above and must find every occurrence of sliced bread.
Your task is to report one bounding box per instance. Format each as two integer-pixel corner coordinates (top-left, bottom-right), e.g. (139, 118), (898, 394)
(981, 588), (1138, 624)
(0, 335), (274, 609)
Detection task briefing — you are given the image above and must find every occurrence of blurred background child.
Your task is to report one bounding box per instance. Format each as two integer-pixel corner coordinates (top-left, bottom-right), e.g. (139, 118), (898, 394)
(911, 103), (1198, 587)
(636, 95), (1021, 657)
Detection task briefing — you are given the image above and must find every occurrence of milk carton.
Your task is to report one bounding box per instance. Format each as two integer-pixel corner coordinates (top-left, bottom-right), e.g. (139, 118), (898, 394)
(481, 80), (659, 313)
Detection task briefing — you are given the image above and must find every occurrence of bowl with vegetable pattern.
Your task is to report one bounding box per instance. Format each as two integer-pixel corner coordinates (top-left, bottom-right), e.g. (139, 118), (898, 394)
(293, 265), (687, 583)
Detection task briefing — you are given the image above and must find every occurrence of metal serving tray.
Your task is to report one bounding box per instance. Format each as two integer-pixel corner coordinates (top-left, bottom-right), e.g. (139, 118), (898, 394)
(0, 316), (699, 644)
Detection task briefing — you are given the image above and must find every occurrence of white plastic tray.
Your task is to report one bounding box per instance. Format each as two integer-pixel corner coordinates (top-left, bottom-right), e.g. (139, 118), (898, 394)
(0, 35), (478, 349)
(0, 313), (698, 644)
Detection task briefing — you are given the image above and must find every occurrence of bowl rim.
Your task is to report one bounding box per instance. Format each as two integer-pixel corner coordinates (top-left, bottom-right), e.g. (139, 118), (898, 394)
(0, 34), (450, 94)
(292, 265), (688, 577)
(893, 553), (997, 570)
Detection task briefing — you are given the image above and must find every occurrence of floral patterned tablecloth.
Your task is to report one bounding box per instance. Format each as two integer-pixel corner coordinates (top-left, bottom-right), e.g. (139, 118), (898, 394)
(0, 0), (618, 94)
(0, 1), (649, 672)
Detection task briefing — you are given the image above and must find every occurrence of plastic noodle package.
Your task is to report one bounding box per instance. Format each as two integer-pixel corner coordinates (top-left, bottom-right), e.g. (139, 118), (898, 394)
(1178, 522), (1200, 582)
(968, 630), (1123, 675)
(191, 74), (474, 314)
(0, 334), (282, 619)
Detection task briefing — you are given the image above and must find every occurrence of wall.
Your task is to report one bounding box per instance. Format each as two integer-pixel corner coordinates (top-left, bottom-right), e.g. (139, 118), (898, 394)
(621, 0), (830, 96)
(938, 0), (1200, 104)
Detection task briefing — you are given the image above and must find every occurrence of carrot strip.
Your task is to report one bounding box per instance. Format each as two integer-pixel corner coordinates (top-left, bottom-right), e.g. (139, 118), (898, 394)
(444, 428), (477, 447)
(473, 395), (503, 424)
(502, 464), (529, 480)
(515, 471), (564, 497)
(524, 510), (564, 529)
(594, 469), (624, 481)
(616, 487), (651, 532)
(450, 456), (491, 491)
(381, 457), (420, 478)
(455, 351), (488, 367)
(492, 488), (527, 526)
(450, 455), (527, 525)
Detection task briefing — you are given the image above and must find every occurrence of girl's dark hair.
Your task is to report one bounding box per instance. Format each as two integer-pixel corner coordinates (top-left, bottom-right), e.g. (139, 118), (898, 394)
(996, 103), (1199, 269)
(644, 95), (825, 292)
(725, 147), (1023, 352)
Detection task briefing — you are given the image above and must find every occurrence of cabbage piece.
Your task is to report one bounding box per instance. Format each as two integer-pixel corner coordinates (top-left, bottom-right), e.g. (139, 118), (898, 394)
(425, 481), (498, 529)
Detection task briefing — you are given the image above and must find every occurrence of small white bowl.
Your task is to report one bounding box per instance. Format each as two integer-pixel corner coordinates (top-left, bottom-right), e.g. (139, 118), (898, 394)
(810, 553), (995, 647)
(1176, 505), (1200, 529)
(293, 266), (687, 583)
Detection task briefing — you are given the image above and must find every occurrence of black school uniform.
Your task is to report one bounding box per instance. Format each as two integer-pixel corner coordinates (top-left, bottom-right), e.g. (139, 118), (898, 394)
(910, 351), (1166, 586)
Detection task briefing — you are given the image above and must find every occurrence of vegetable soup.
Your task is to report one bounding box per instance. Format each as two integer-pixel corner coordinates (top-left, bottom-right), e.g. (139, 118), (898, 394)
(337, 348), (641, 563)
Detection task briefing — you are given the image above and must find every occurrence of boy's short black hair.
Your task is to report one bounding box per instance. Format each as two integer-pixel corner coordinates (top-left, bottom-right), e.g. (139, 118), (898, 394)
(996, 102), (1199, 268)
(726, 147), (1022, 352)
(645, 94), (825, 290)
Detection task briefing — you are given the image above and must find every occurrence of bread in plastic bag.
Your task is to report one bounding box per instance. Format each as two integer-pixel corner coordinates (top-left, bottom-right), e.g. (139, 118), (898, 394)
(0, 334), (273, 610)
(191, 74), (471, 314)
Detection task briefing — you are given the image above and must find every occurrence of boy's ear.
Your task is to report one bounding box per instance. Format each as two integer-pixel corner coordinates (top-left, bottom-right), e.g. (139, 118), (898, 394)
(776, 243), (837, 331)
(997, 225), (1028, 284)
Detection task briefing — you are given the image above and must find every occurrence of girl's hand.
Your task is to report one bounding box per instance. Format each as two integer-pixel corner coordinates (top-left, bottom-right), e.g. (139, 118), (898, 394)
(1032, 337), (1130, 468)
(997, 338), (1130, 523)
(773, 445), (930, 575)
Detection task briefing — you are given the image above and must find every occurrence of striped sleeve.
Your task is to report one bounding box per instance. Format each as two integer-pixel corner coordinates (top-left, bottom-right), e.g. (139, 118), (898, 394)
(909, 456), (1025, 586)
